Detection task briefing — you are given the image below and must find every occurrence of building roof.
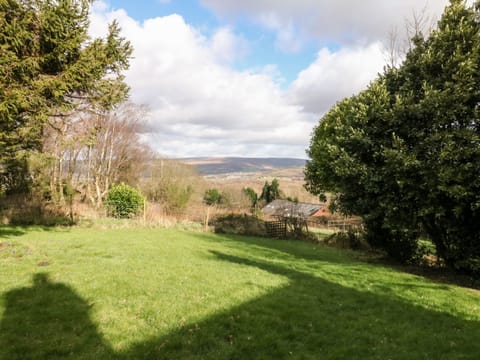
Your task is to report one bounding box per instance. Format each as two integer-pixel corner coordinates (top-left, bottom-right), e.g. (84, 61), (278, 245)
(262, 199), (323, 219)
(312, 207), (331, 217)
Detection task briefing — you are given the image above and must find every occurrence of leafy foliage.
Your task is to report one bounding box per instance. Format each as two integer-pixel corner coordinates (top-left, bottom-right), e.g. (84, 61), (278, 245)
(143, 159), (202, 214)
(0, 0), (132, 194)
(306, 0), (480, 274)
(242, 187), (258, 208)
(323, 231), (369, 251)
(105, 183), (144, 218)
(213, 214), (268, 237)
(203, 188), (222, 206)
(259, 178), (283, 203)
(159, 183), (193, 213)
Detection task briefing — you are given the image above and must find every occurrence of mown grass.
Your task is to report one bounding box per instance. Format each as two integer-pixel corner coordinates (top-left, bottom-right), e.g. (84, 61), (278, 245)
(0, 226), (479, 359)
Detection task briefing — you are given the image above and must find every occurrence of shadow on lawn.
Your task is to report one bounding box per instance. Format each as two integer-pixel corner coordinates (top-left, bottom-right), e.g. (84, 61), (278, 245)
(0, 273), (114, 360)
(211, 233), (480, 291)
(2, 252), (480, 359)
(123, 251), (480, 359)
(0, 227), (25, 238)
(0, 225), (69, 240)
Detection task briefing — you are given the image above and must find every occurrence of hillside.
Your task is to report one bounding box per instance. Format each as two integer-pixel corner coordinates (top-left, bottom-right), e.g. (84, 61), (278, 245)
(181, 157), (306, 175)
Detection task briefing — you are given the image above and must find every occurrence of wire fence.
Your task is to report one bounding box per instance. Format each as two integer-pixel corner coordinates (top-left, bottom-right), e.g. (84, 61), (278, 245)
(307, 218), (363, 232)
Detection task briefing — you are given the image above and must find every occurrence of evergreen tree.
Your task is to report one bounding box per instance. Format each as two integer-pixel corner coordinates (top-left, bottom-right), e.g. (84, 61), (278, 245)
(0, 0), (132, 194)
(306, 0), (480, 274)
(203, 188), (221, 206)
(243, 187), (258, 208)
(259, 179), (282, 203)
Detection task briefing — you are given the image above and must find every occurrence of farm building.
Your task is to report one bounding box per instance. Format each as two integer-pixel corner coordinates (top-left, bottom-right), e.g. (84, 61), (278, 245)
(312, 206), (331, 218)
(261, 199), (327, 237)
(262, 199), (324, 220)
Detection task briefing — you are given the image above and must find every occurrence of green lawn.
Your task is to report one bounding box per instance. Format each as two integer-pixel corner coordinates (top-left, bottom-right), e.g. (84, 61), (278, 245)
(0, 226), (479, 359)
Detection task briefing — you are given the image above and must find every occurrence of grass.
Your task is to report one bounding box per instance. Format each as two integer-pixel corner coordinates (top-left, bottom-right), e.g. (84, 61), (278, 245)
(0, 226), (479, 359)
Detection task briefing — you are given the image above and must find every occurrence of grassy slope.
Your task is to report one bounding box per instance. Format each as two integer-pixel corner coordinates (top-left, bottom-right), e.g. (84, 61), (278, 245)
(0, 226), (479, 359)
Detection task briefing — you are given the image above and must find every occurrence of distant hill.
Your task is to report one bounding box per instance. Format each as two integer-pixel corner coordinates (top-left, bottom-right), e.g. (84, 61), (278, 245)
(181, 157), (306, 175)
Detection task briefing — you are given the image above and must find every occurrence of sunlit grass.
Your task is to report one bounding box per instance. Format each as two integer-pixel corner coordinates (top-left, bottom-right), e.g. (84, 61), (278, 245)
(0, 226), (479, 359)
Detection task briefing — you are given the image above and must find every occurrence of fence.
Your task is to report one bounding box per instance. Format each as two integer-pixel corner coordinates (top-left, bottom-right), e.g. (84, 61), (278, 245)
(307, 218), (363, 232)
(265, 220), (287, 238)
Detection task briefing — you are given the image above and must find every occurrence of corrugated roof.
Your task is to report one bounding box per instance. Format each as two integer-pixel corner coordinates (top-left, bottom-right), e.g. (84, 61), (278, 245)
(262, 199), (323, 219)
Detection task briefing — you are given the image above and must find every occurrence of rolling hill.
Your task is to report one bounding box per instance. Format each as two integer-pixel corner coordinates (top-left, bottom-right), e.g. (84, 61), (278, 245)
(181, 157), (306, 175)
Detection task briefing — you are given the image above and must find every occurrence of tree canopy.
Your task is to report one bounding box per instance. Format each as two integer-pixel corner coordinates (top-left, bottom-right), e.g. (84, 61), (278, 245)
(259, 179), (282, 204)
(0, 0), (132, 194)
(243, 187), (258, 209)
(305, 0), (480, 274)
(203, 188), (222, 206)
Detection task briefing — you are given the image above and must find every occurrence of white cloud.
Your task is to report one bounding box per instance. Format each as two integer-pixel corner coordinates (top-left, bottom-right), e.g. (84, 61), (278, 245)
(90, 7), (314, 158)
(91, 0), (107, 11)
(201, 0), (451, 50)
(90, 1), (427, 158)
(275, 23), (303, 54)
(210, 27), (250, 63)
(290, 43), (386, 114)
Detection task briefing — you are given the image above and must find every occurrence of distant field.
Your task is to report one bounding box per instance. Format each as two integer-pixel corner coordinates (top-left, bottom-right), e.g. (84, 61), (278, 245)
(1, 226), (479, 359)
(178, 157), (319, 204)
(206, 166), (319, 204)
(182, 157), (306, 175)
(190, 159), (318, 204)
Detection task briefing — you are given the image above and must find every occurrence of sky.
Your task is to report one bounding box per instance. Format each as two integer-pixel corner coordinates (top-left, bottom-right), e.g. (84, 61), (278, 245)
(89, 0), (453, 159)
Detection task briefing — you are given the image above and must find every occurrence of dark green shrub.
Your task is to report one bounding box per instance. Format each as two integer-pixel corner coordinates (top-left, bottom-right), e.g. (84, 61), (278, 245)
(1, 195), (74, 226)
(291, 230), (319, 243)
(324, 230), (369, 250)
(242, 187), (258, 208)
(213, 214), (267, 237)
(203, 188), (221, 206)
(106, 183), (144, 218)
(362, 217), (419, 263)
(455, 258), (480, 278)
(259, 178), (283, 203)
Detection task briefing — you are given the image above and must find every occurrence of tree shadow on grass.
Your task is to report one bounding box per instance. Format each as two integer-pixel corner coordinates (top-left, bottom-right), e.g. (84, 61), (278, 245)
(383, 261), (480, 291)
(206, 232), (480, 291)
(0, 225), (71, 240)
(0, 227), (25, 239)
(0, 273), (114, 360)
(123, 251), (480, 359)
(200, 232), (331, 262)
(2, 252), (480, 359)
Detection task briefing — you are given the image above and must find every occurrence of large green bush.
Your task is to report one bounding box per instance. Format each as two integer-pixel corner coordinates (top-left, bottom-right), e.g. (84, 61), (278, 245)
(106, 183), (144, 218)
(305, 1), (480, 275)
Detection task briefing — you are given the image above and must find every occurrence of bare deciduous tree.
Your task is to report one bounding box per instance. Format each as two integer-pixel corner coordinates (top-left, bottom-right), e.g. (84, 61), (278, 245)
(384, 4), (436, 69)
(82, 103), (150, 208)
(41, 102), (150, 211)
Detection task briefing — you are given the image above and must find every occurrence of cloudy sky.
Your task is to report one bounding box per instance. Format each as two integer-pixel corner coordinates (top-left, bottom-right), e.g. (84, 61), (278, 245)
(90, 0), (452, 159)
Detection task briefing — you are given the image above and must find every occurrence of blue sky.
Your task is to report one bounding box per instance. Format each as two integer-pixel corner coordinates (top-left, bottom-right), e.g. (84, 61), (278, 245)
(91, 0), (451, 158)
(108, 0), (319, 85)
